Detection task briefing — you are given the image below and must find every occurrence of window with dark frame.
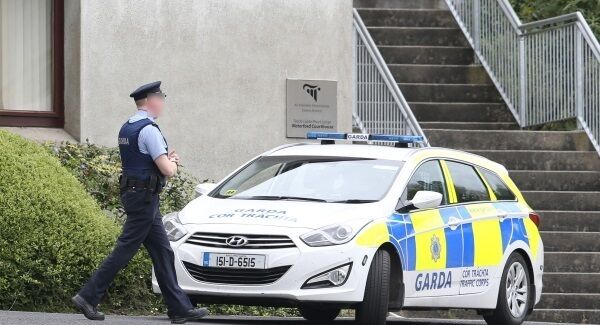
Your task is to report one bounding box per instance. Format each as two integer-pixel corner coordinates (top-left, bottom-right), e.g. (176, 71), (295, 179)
(445, 161), (491, 203)
(0, 0), (63, 127)
(403, 160), (448, 205)
(480, 169), (517, 201)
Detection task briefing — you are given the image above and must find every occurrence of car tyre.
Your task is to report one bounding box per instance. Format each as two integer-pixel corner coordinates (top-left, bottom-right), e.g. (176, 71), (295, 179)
(355, 249), (390, 325)
(484, 252), (531, 325)
(298, 305), (340, 323)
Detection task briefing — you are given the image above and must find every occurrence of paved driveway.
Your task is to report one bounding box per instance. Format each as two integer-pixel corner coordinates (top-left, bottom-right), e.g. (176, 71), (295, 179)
(0, 311), (563, 325)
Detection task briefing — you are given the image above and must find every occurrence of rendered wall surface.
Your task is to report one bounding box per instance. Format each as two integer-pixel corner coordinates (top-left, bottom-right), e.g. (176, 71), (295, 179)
(74, 0), (353, 181)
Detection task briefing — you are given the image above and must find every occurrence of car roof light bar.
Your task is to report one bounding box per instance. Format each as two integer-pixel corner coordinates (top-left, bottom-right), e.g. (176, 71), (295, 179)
(306, 132), (424, 147)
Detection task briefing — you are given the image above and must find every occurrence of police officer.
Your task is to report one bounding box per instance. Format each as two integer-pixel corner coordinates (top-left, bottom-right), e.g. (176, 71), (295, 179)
(72, 81), (208, 324)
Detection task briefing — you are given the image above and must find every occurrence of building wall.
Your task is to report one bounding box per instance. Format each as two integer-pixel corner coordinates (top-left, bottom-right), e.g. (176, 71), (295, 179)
(64, 0), (81, 138)
(69, 0), (353, 181)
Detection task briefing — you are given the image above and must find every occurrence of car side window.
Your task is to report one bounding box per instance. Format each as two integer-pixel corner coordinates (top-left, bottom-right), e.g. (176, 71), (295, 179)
(446, 161), (490, 203)
(404, 160), (448, 205)
(481, 169), (516, 201)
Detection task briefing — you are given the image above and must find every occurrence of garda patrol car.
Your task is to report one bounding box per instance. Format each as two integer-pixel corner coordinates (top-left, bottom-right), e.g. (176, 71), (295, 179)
(156, 132), (543, 325)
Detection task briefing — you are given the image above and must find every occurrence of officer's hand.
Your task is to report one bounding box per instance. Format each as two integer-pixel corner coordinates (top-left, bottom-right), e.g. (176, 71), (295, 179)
(168, 150), (180, 165)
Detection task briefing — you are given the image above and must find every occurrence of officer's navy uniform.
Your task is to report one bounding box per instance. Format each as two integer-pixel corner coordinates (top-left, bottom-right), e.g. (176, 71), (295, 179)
(73, 81), (206, 323)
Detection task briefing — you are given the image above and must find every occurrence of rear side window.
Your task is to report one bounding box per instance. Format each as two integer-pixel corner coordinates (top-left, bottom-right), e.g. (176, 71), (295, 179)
(405, 160), (448, 205)
(446, 161), (490, 203)
(481, 169), (516, 201)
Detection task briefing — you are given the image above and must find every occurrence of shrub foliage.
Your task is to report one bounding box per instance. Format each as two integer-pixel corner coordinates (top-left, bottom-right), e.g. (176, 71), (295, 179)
(44, 140), (199, 221)
(0, 130), (160, 313)
(510, 0), (600, 36)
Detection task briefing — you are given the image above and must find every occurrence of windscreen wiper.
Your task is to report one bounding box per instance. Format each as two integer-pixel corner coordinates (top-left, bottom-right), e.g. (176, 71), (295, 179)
(330, 199), (378, 204)
(235, 195), (328, 202)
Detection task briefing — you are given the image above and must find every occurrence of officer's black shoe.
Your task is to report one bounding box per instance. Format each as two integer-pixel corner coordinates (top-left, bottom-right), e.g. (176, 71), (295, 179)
(170, 307), (209, 324)
(71, 294), (105, 321)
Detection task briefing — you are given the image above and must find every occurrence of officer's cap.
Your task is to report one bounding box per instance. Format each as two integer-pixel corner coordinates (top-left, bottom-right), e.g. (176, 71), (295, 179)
(129, 81), (164, 100)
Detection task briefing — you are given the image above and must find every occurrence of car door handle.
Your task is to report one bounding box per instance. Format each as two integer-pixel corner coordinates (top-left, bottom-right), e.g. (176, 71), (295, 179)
(446, 217), (461, 230)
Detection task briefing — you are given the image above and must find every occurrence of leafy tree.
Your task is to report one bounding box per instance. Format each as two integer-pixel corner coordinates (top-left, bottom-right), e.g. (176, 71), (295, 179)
(510, 0), (600, 36)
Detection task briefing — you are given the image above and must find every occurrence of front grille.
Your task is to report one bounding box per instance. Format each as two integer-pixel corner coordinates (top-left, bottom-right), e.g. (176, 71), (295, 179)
(185, 232), (296, 249)
(183, 261), (291, 285)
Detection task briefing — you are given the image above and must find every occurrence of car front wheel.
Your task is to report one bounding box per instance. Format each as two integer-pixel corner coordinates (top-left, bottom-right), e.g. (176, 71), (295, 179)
(355, 249), (391, 325)
(484, 252), (531, 325)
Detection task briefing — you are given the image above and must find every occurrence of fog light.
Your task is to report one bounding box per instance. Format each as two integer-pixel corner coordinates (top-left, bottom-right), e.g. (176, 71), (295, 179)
(302, 263), (352, 289)
(328, 268), (348, 286)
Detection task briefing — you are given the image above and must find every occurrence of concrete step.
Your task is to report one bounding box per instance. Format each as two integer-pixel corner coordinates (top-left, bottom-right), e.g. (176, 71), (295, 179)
(529, 309), (600, 324)
(544, 273), (600, 294)
(369, 27), (469, 47)
(410, 102), (515, 123)
(539, 211), (600, 232)
(425, 129), (596, 151)
(420, 121), (518, 130)
(399, 83), (502, 102)
(544, 252), (600, 272)
(469, 150), (600, 171)
(523, 190), (600, 211)
(538, 293), (600, 309)
(390, 64), (492, 84)
(358, 8), (456, 28)
(510, 170), (600, 191)
(541, 231), (600, 252)
(354, 0), (447, 10)
(379, 46), (475, 65)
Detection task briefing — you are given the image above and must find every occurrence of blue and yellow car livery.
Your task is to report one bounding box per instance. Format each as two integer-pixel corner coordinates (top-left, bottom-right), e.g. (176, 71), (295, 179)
(356, 148), (543, 310)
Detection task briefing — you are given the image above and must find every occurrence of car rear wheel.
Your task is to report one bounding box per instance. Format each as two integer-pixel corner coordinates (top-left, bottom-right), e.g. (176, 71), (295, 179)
(298, 305), (340, 323)
(484, 252), (531, 325)
(355, 249), (390, 325)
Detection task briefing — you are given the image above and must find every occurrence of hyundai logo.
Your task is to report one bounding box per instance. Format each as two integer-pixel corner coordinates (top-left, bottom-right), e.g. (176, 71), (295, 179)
(225, 235), (249, 247)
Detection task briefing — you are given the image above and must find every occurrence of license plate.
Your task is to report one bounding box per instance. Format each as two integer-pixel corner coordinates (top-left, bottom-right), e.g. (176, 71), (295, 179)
(202, 253), (266, 269)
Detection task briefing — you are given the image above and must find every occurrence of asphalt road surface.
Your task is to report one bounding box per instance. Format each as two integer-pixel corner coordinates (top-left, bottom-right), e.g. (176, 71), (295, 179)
(0, 311), (567, 325)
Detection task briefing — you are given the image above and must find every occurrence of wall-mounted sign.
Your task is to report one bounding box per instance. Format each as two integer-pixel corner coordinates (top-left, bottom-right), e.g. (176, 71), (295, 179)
(286, 79), (337, 138)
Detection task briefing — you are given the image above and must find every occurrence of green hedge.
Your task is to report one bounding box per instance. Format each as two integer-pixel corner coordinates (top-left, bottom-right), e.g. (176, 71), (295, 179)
(45, 141), (199, 221)
(0, 130), (160, 313)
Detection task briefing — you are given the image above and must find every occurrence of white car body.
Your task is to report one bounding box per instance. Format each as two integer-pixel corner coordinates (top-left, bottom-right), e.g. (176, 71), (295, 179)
(153, 142), (543, 315)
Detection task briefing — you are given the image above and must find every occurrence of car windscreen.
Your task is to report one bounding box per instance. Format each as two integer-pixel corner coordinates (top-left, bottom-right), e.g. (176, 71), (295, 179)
(211, 155), (404, 203)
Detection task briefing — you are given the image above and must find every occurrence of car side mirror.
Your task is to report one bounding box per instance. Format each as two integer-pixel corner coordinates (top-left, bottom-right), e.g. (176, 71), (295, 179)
(195, 183), (216, 197)
(398, 190), (443, 212)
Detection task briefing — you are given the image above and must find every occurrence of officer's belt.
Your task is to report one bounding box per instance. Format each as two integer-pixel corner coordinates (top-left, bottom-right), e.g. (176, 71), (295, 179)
(119, 175), (161, 191)
(122, 178), (150, 189)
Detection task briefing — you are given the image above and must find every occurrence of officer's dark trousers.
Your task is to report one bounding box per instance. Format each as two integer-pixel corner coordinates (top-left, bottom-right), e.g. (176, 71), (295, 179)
(78, 188), (193, 314)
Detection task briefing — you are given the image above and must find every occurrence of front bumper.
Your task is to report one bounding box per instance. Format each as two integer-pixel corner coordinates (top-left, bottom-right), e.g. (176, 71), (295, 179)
(152, 224), (375, 304)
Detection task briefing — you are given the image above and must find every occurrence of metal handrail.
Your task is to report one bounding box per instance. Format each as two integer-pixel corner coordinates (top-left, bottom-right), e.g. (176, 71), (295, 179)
(352, 9), (429, 146)
(519, 12), (580, 30)
(445, 0), (600, 156)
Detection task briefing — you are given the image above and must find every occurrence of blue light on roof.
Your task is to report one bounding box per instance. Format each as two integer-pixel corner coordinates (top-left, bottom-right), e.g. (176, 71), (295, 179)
(370, 134), (424, 143)
(306, 132), (424, 144)
(306, 132), (347, 140)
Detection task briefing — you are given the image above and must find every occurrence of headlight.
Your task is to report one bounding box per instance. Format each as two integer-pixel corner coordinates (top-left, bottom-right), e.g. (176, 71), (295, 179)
(300, 220), (371, 247)
(162, 212), (188, 242)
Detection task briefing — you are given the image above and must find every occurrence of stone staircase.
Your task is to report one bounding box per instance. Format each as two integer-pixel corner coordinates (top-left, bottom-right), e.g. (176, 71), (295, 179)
(355, 0), (600, 323)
